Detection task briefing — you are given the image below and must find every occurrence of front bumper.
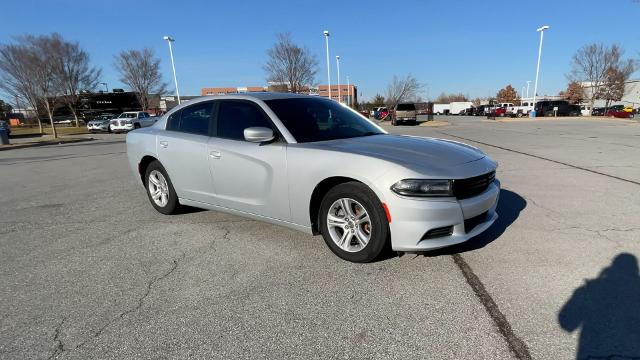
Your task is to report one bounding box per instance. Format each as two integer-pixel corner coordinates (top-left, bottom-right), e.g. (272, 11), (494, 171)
(388, 179), (500, 251)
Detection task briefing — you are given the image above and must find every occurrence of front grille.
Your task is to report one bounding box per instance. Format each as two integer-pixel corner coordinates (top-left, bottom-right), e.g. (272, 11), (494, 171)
(421, 226), (454, 240)
(453, 171), (495, 199)
(464, 211), (488, 233)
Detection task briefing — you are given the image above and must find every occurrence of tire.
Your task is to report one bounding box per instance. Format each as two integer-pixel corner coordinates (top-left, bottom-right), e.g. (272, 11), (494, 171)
(516, 112), (523, 118)
(544, 111), (554, 117)
(134, 123), (141, 129)
(319, 182), (390, 263)
(144, 160), (180, 215)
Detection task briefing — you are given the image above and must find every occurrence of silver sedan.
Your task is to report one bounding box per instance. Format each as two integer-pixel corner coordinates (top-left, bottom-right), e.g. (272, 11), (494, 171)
(126, 93), (500, 262)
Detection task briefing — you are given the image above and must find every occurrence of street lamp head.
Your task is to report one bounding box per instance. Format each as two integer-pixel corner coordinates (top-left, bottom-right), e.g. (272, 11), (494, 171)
(163, 35), (174, 41)
(537, 25), (550, 32)
(336, 55), (340, 60)
(323, 30), (330, 37)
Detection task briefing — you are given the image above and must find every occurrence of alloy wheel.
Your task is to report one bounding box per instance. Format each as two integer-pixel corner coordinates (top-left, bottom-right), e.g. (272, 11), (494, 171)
(326, 198), (371, 252)
(148, 170), (169, 207)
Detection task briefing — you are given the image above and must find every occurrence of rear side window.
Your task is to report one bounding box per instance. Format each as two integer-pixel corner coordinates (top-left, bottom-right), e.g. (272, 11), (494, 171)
(217, 101), (272, 141)
(165, 101), (213, 135)
(396, 103), (416, 111)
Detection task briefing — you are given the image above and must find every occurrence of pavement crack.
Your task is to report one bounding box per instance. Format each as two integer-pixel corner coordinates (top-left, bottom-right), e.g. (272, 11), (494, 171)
(451, 254), (532, 360)
(73, 253), (185, 351)
(46, 317), (67, 360)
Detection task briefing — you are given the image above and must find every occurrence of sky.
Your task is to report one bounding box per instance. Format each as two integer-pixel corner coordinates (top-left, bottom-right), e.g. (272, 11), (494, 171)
(1, 0), (639, 102)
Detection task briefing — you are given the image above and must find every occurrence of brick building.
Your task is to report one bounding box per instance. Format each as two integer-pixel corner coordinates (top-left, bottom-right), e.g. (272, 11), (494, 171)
(200, 83), (358, 105)
(317, 84), (357, 104)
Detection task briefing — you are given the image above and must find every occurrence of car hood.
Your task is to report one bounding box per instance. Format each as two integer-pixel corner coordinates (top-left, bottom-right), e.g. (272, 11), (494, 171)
(311, 134), (486, 169)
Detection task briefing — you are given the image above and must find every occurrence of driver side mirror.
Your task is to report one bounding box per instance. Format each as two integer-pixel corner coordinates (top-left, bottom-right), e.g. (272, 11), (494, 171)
(244, 127), (275, 143)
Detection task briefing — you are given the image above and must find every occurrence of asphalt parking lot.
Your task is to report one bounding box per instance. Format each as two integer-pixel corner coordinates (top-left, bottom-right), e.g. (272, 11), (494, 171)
(1, 116), (639, 359)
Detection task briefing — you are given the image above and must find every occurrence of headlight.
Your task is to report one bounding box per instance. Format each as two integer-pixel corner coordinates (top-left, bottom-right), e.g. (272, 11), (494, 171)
(391, 179), (453, 197)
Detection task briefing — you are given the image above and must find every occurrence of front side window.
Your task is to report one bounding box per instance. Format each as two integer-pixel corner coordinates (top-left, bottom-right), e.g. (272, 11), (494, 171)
(265, 98), (384, 143)
(217, 101), (272, 141)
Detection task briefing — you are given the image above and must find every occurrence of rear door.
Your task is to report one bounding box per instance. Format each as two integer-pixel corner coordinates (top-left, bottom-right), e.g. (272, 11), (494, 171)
(157, 101), (217, 204)
(207, 100), (290, 221)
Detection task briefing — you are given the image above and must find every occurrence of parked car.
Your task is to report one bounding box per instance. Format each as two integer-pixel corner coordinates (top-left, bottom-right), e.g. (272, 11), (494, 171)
(0, 120), (11, 136)
(591, 107), (606, 116)
(126, 93), (500, 263)
(372, 107), (388, 120)
(472, 105), (489, 116)
(359, 110), (370, 118)
(87, 114), (116, 133)
(391, 103), (417, 126)
(110, 111), (157, 133)
(506, 101), (533, 118)
(606, 108), (634, 118)
(534, 100), (581, 117)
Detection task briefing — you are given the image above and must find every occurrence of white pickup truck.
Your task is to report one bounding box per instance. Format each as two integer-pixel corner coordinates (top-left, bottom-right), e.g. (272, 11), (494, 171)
(109, 111), (157, 133)
(505, 101), (534, 118)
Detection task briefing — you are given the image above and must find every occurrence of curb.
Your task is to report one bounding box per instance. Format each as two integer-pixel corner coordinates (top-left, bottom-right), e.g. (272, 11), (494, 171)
(0, 137), (95, 151)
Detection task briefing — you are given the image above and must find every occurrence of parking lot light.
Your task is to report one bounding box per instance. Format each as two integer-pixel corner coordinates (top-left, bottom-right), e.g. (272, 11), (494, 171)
(531, 25), (549, 118)
(323, 31), (331, 100)
(336, 55), (341, 103)
(163, 35), (181, 105)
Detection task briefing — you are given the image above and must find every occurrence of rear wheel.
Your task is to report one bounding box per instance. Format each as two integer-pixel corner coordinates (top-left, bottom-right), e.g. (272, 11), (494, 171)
(319, 182), (389, 263)
(134, 123), (141, 129)
(144, 161), (179, 215)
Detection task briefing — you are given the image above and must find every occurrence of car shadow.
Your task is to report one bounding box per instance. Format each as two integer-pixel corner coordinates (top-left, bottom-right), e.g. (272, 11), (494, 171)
(175, 205), (207, 215)
(558, 253), (640, 359)
(379, 188), (526, 261)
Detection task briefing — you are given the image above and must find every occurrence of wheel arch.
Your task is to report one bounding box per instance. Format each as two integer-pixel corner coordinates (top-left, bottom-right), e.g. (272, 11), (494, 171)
(138, 155), (158, 185)
(309, 174), (388, 236)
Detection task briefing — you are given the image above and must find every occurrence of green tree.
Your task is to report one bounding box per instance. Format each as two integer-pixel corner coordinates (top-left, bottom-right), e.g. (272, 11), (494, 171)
(0, 99), (12, 118)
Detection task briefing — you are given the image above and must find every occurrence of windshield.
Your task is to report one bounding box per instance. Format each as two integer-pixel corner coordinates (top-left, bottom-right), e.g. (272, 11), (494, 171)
(265, 98), (384, 143)
(117, 113), (137, 118)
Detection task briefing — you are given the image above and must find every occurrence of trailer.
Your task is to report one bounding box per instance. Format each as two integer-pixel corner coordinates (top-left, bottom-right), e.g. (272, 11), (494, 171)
(449, 102), (474, 115)
(433, 103), (450, 115)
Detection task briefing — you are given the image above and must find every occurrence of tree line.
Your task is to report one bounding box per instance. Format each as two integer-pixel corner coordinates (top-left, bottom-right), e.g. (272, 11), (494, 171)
(0, 33), (166, 137)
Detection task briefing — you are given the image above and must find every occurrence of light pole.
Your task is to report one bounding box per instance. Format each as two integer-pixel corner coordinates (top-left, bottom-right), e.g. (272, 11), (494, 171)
(323, 31), (331, 100)
(163, 35), (181, 104)
(531, 25), (549, 117)
(526, 80), (531, 98)
(100, 82), (109, 92)
(522, 86), (526, 100)
(335, 55), (341, 103)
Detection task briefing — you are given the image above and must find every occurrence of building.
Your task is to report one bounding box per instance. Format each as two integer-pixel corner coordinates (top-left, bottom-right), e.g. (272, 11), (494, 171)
(580, 79), (640, 107)
(201, 86), (268, 96)
(201, 83), (358, 105)
(317, 84), (358, 104)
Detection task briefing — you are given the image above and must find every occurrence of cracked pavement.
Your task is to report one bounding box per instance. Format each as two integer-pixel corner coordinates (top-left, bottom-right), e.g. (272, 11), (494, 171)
(1, 116), (639, 359)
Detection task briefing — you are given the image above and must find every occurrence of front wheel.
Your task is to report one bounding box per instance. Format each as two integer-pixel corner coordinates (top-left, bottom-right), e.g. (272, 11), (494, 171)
(144, 161), (179, 215)
(319, 182), (390, 262)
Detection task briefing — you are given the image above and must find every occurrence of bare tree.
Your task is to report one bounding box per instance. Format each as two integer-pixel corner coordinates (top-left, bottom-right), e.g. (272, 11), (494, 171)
(0, 34), (63, 136)
(27, 34), (63, 138)
(0, 42), (44, 132)
(264, 33), (318, 93)
(385, 74), (423, 108)
(53, 36), (101, 127)
(114, 48), (166, 111)
(597, 62), (635, 109)
(435, 92), (468, 103)
(570, 43), (633, 114)
(471, 97), (483, 106)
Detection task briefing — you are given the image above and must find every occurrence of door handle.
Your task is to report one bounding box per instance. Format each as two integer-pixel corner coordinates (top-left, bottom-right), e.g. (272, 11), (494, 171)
(159, 141), (168, 148)
(209, 150), (222, 159)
